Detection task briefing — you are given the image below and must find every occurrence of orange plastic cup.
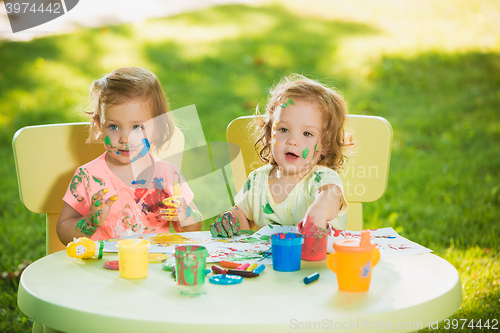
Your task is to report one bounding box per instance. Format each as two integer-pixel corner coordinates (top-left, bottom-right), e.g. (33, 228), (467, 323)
(327, 230), (380, 292)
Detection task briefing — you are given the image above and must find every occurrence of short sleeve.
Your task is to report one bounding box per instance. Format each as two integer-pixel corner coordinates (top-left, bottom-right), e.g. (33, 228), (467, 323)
(234, 170), (257, 222)
(308, 167), (349, 220)
(62, 167), (93, 216)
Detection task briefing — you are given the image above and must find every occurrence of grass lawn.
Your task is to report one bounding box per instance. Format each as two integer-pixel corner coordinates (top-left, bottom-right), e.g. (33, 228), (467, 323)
(1, 0), (499, 331)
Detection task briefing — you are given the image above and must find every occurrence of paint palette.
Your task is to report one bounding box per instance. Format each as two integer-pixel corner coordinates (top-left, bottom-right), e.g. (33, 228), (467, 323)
(209, 274), (243, 285)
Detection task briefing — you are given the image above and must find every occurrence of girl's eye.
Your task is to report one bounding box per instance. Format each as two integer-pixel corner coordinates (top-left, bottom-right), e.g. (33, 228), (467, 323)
(133, 125), (143, 131)
(109, 124), (118, 130)
(303, 131), (313, 137)
(278, 127), (288, 133)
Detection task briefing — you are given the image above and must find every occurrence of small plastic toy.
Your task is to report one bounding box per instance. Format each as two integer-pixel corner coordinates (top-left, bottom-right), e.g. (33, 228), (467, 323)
(66, 237), (104, 259)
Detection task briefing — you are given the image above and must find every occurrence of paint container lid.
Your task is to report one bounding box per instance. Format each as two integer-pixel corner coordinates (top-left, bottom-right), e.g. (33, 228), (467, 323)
(173, 245), (208, 259)
(296, 220), (330, 238)
(333, 230), (376, 253)
(103, 260), (119, 270)
(271, 232), (303, 246)
(209, 274), (243, 285)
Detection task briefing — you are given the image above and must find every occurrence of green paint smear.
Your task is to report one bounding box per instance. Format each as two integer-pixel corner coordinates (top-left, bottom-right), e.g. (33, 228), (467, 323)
(314, 171), (322, 182)
(104, 135), (112, 146)
(243, 178), (251, 193)
(302, 147), (310, 159)
(282, 98), (295, 108)
(263, 203), (274, 214)
(93, 176), (104, 186)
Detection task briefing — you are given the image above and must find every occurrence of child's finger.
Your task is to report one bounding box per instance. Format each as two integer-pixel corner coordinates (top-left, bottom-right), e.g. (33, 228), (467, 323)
(210, 222), (228, 238)
(213, 221), (229, 238)
(91, 188), (110, 207)
(160, 208), (177, 216)
(162, 215), (177, 221)
(209, 224), (220, 237)
(162, 197), (182, 208)
(225, 212), (241, 236)
(104, 195), (118, 206)
(219, 218), (234, 237)
(230, 219), (241, 236)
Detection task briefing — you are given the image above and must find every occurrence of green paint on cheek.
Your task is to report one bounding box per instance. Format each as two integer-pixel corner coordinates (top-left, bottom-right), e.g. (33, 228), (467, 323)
(104, 135), (112, 146)
(312, 144), (319, 160)
(302, 147), (310, 159)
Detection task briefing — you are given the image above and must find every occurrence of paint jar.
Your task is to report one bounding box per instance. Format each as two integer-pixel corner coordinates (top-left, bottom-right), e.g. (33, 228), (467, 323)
(173, 245), (209, 286)
(271, 233), (303, 272)
(117, 239), (150, 279)
(327, 230), (380, 292)
(297, 221), (329, 261)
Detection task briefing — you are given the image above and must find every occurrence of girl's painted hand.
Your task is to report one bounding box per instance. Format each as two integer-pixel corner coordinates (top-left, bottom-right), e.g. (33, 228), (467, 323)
(210, 211), (240, 238)
(90, 188), (118, 227)
(296, 214), (332, 237)
(161, 196), (187, 222)
(161, 196), (188, 233)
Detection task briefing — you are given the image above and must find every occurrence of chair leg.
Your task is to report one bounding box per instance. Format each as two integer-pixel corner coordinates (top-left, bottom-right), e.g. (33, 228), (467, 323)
(32, 321), (43, 333)
(32, 321), (64, 333)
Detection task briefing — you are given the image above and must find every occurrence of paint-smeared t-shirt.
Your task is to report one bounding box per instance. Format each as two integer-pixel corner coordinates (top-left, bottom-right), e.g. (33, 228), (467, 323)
(234, 165), (348, 229)
(63, 152), (199, 241)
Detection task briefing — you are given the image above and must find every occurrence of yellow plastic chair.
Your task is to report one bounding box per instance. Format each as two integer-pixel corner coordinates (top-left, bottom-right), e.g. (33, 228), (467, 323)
(12, 122), (184, 255)
(226, 115), (393, 230)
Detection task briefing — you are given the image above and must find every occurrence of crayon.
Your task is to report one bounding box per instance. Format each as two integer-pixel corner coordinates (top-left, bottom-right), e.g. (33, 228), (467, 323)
(247, 263), (258, 271)
(227, 269), (259, 278)
(236, 263), (250, 270)
(252, 264), (265, 275)
(303, 272), (320, 285)
(211, 265), (228, 275)
(219, 261), (241, 269)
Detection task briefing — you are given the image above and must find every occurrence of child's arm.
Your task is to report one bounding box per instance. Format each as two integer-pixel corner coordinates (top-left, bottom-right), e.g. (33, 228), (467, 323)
(304, 184), (343, 229)
(210, 206), (254, 238)
(57, 189), (117, 245)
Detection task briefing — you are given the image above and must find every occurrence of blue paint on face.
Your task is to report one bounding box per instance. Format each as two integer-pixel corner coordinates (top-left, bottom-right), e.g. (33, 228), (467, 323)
(130, 138), (150, 163)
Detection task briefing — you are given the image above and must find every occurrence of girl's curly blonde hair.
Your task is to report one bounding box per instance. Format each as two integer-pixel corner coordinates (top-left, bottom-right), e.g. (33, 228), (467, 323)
(85, 67), (174, 152)
(254, 74), (353, 171)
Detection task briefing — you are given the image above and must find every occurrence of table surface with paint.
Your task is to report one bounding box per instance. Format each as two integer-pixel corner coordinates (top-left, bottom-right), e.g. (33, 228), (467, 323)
(18, 243), (461, 333)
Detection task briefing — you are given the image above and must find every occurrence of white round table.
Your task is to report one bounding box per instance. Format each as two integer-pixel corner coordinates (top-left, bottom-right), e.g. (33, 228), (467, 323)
(18, 249), (461, 333)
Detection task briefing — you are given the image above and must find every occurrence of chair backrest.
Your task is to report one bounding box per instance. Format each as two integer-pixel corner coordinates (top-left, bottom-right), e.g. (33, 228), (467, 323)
(226, 115), (393, 231)
(12, 123), (185, 254)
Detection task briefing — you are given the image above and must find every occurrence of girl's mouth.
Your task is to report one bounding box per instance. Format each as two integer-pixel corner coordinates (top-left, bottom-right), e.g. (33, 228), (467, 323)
(285, 152), (299, 162)
(118, 149), (131, 156)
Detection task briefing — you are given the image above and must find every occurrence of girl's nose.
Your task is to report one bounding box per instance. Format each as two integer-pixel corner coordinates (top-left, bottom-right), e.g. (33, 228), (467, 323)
(286, 132), (299, 146)
(119, 130), (132, 144)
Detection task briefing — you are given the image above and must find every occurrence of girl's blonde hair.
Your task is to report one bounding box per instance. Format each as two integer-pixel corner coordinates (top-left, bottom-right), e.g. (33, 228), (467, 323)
(255, 74), (352, 171)
(86, 67), (174, 151)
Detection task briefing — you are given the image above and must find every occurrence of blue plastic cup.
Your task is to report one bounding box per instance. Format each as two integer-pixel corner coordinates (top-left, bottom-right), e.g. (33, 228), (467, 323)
(271, 233), (303, 272)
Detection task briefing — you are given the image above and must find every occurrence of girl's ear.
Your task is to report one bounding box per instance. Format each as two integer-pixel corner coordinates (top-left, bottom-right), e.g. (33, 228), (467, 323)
(93, 118), (103, 138)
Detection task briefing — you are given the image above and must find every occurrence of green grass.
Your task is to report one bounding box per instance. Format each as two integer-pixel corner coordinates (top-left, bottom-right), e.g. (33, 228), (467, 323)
(1, 0), (499, 331)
